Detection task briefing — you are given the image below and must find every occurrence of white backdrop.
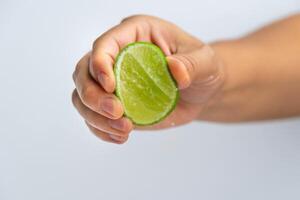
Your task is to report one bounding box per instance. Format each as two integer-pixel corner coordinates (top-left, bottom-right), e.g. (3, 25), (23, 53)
(0, 0), (300, 199)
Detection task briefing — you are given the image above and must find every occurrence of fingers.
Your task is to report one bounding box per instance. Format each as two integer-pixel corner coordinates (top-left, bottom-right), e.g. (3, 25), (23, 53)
(166, 56), (191, 90)
(72, 90), (132, 136)
(73, 54), (123, 119)
(72, 90), (133, 144)
(167, 45), (225, 104)
(89, 20), (151, 93)
(89, 15), (176, 93)
(72, 53), (134, 144)
(167, 45), (220, 90)
(85, 121), (129, 144)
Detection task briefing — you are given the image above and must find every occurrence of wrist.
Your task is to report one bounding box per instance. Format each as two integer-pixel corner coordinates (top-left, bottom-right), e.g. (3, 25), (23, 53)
(211, 39), (259, 94)
(198, 39), (259, 122)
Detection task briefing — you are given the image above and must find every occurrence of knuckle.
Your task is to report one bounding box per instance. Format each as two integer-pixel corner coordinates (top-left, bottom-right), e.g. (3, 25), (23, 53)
(92, 38), (100, 52)
(91, 54), (101, 70)
(71, 90), (78, 106)
(81, 85), (97, 105)
(72, 71), (76, 82)
(124, 122), (133, 133)
(180, 54), (198, 75)
(201, 45), (215, 65)
(73, 63), (81, 82)
(89, 53), (102, 74)
(73, 54), (90, 83)
(121, 14), (151, 23)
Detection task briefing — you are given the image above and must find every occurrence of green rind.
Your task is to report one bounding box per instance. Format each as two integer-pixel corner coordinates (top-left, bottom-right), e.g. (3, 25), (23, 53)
(114, 42), (179, 125)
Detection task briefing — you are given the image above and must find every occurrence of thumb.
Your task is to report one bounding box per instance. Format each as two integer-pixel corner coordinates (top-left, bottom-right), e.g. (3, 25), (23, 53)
(166, 45), (218, 90)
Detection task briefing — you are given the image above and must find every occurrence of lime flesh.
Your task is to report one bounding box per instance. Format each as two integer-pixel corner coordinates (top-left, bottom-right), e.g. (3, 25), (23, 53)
(114, 42), (179, 125)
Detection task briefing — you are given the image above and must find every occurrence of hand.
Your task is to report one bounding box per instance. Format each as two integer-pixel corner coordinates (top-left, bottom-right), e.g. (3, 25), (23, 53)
(72, 15), (225, 144)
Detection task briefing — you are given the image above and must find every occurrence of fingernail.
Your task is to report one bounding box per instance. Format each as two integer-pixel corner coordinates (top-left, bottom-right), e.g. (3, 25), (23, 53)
(167, 56), (191, 89)
(109, 119), (126, 131)
(101, 97), (117, 117)
(98, 72), (109, 88)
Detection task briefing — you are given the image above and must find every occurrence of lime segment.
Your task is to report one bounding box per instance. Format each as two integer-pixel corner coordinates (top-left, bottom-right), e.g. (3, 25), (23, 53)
(114, 42), (179, 125)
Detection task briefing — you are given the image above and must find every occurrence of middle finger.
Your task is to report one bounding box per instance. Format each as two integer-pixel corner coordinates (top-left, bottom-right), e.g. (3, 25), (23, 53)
(73, 53), (123, 119)
(72, 90), (133, 136)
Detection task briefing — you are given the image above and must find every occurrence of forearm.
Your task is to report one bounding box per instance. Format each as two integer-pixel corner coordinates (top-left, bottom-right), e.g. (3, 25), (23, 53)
(201, 14), (300, 122)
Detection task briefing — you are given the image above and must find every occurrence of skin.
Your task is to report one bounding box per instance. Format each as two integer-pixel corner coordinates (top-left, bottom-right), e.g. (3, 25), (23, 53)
(72, 14), (300, 144)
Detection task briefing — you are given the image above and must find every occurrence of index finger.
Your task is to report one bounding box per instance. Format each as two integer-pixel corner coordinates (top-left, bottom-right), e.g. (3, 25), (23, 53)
(89, 19), (151, 93)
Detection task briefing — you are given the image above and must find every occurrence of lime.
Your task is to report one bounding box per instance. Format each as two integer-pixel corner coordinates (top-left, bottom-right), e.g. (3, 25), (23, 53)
(114, 42), (179, 125)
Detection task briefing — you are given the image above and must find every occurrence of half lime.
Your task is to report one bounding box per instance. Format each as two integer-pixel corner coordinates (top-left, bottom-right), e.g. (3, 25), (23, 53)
(114, 42), (179, 125)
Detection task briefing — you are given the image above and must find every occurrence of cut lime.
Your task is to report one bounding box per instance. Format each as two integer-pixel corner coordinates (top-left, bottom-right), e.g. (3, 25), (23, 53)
(114, 42), (179, 125)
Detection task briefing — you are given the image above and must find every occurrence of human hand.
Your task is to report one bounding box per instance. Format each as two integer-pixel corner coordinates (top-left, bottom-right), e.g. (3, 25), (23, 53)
(72, 15), (225, 144)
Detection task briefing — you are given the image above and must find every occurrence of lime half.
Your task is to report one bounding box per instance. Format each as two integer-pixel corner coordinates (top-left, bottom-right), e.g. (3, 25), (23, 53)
(114, 42), (179, 125)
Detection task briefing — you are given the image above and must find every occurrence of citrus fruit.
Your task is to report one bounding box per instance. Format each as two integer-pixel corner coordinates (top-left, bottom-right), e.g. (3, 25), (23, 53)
(114, 42), (179, 125)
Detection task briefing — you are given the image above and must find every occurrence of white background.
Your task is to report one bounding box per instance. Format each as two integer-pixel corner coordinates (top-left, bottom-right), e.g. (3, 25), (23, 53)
(0, 0), (300, 199)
